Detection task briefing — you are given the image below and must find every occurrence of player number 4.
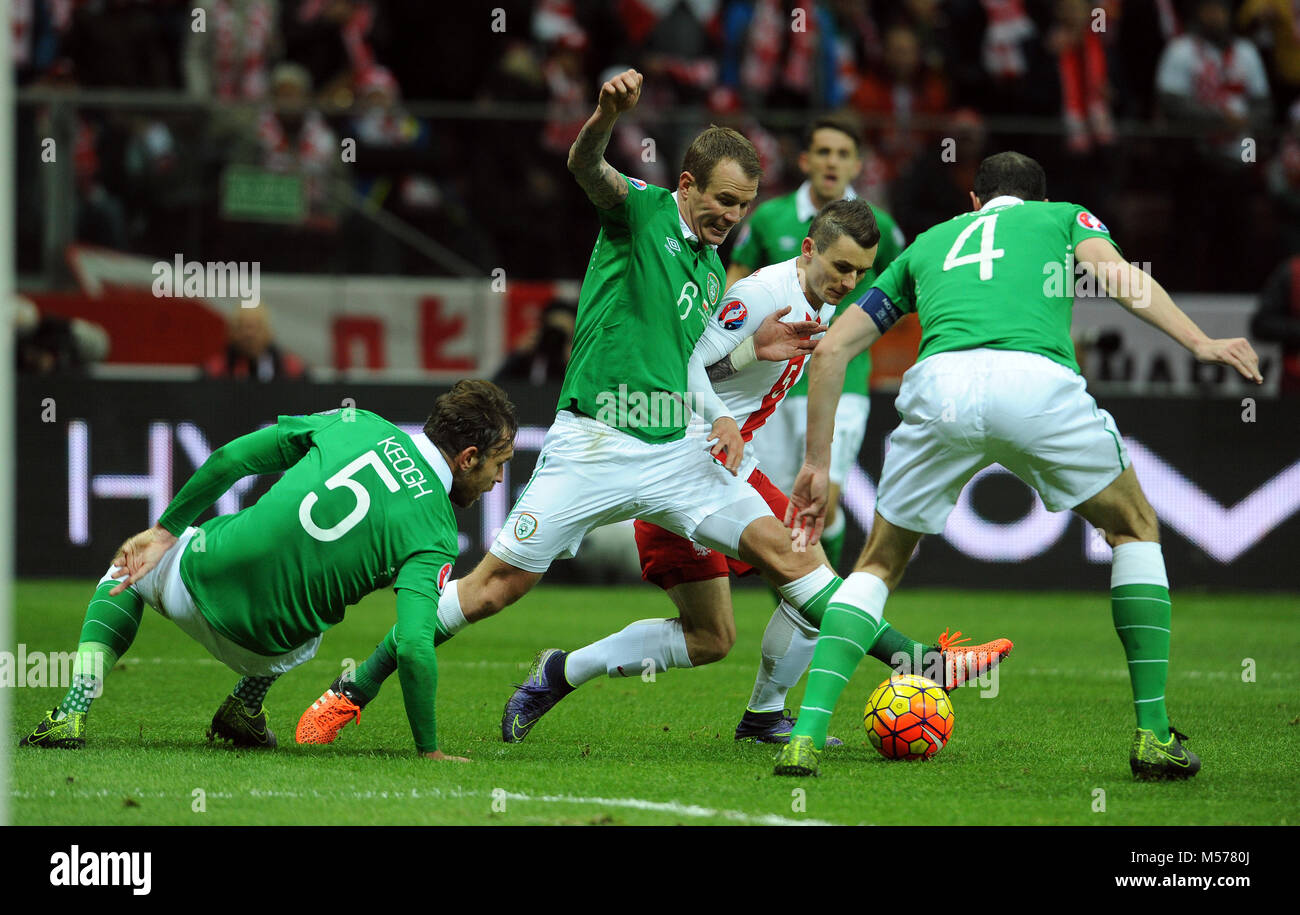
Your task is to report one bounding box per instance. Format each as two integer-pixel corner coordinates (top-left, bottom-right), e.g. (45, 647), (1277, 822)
(299, 451), (400, 542)
(942, 213), (1005, 281)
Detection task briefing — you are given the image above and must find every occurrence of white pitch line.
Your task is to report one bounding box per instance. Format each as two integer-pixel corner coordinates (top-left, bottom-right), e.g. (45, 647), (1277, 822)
(9, 786), (836, 826)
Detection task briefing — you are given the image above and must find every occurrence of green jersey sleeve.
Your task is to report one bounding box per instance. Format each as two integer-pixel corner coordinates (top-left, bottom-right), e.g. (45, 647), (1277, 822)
(157, 414), (332, 535)
(870, 247), (918, 314)
(596, 174), (664, 234)
(1067, 205), (1121, 254)
(393, 586), (441, 753)
(394, 551), (455, 602)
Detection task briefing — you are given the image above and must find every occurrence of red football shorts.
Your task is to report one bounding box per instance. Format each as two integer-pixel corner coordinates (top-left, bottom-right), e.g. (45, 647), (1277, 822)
(633, 468), (790, 590)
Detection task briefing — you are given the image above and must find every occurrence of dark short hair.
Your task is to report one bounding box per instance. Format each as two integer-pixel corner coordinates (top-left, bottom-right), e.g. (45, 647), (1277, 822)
(803, 115), (862, 154)
(424, 379), (517, 460)
(973, 151), (1047, 202)
(809, 199), (880, 253)
(681, 125), (762, 190)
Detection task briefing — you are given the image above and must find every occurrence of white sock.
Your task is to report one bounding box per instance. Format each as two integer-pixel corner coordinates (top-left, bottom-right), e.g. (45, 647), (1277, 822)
(747, 599), (819, 712)
(1111, 541), (1169, 588)
(436, 580), (468, 636)
(777, 565), (839, 626)
(834, 571), (890, 622)
(564, 618), (693, 687)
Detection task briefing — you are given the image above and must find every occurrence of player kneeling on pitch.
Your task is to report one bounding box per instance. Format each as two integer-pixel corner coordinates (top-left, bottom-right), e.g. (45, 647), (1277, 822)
(776, 152), (1262, 780)
(19, 380), (517, 761)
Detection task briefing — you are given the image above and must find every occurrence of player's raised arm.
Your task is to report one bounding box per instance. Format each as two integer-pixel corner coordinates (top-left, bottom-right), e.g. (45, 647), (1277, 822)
(567, 68), (643, 210)
(1075, 237), (1263, 383)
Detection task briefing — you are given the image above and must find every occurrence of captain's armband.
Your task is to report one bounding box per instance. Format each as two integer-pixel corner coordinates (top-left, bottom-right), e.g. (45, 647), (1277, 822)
(858, 288), (904, 335)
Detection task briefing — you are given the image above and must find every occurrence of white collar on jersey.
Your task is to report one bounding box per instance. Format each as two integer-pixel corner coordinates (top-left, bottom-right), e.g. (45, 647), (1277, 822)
(409, 432), (454, 494)
(979, 195), (1025, 212)
(795, 180), (858, 223)
(671, 190), (717, 249)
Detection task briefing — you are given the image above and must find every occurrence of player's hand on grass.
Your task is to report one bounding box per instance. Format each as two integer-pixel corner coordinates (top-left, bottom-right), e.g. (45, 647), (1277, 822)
(707, 416), (744, 475)
(597, 68), (643, 119)
(423, 749), (471, 763)
(785, 463), (829, 550)
(1192, 337), (1263, 384)
(753, 306), (828, 362)
(108, 524), (178, 596)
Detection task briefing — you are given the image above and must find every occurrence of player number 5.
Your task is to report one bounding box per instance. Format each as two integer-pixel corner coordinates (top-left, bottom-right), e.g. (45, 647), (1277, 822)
(299, 451), (400, 542)
(942, 214), (1004, 281)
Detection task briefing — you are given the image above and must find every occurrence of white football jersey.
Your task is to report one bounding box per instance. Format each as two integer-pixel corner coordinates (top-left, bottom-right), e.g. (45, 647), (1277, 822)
(689, 257), (833, 478)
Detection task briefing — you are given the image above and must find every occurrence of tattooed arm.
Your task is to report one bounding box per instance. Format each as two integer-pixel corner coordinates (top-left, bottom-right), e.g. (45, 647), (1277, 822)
(567, 69), (643, 210)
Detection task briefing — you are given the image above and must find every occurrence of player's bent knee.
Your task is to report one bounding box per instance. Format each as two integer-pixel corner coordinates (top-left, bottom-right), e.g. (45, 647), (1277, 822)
(686, 629), (734, 665)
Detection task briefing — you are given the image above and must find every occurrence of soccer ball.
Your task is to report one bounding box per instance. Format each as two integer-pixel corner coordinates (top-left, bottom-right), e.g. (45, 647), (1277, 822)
(863, 674), (954, 761)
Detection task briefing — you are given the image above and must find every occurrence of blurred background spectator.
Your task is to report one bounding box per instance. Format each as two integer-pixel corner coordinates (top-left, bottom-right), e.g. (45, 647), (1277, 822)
(1251, 254), (1300, 392)
(203, 303), (307, 381)
(494, 297), (577, 385)
(12, 0), (1298, 296)
(13, 295), (110, 375)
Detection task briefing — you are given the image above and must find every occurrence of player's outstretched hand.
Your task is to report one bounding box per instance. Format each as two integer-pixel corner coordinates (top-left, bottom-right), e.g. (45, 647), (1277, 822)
(707, 416), (744, 475)
(597, 68), (643, 118)
(753, 306), (828, 362)
(1192, 337), (1263, 384)
(785, 462), (830, 550)
(108, 524), (178, 596)
(423, 750), (471, 763)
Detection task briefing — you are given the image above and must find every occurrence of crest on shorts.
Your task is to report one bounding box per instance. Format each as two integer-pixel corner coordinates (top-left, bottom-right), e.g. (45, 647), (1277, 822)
(718, 299), (748, 331)
(514, 512), (539, 541)
(1077, 211), (1108, 233)
(437, 562), (453, 593)
(627, 176), (647, 190)
(706, 272), (720, 306)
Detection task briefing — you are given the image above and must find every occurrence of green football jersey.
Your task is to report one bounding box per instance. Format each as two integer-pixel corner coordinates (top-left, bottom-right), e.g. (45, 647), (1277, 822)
(730, 185), (906, 395)
(870, 198), (1119, 372)
(558, 175), (725, 443)
(177, 410), (458, 655)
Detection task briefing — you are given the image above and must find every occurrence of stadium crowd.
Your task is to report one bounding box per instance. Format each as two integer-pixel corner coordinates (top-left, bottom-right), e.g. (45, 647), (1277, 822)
(11, 0), (1300, 297)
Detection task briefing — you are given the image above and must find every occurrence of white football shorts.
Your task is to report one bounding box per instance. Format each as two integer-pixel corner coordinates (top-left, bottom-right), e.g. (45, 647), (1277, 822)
(875, 348), (1130, 534)
(107, 527), (322, 678)
(750, 392), (871, 491)
(490, 411), (773, 573)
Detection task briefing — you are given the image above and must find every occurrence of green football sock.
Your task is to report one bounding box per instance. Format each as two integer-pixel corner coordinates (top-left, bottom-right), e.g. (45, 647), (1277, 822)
(350, 620), (454, 703)
(56, 581), (145, 717)
(793, 572), (891, 749)
(1113, 583), (1172, 741)
(867, 623), (927, 672)
(351, 627), (399, 702)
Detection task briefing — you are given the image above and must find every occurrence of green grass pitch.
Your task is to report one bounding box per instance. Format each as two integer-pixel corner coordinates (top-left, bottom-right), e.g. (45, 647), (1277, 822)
(8, 580), (1299, 826)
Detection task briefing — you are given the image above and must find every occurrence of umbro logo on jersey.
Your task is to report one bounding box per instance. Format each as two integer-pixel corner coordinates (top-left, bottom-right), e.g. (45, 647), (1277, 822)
(719, 299), (748, 330)
(664, 237), (681, 256)
(779, 235), (798, 250)
(1077, 211), (1109, 232)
